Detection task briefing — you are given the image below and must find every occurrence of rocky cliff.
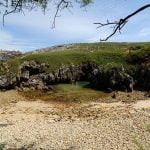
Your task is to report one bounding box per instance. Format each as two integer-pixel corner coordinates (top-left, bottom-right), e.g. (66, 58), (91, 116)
(0, 60), (134, 92)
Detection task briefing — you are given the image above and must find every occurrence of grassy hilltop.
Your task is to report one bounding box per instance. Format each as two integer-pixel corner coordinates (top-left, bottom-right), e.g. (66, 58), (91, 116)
(1, 42), (150, 74)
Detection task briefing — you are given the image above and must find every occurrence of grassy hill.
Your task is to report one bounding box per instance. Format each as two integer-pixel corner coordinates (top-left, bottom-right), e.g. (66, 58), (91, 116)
(1, 42), (150, 74)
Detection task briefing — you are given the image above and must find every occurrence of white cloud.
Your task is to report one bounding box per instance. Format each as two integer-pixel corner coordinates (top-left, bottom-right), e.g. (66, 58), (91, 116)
(0, 30), (16, 50)
(0, 30), (12, 42)
(3, 9), (102, 47)
(5, 8), (97, 36)
(138, 27), (150, 37)
(0, 30), (28, 51)
(54, 17), (96, 38)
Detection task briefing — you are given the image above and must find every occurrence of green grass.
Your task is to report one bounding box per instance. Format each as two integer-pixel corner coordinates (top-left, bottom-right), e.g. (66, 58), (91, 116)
(132, 125), (150, 150)
(132, 135), (145, 150)
(1, 42), (150, 74)
(53, 82), (89, 92)
(146, 125), (150, 133)
(8, 50), (125, 73)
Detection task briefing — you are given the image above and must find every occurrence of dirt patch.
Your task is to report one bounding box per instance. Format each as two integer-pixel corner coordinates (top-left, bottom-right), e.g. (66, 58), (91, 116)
(133, 100), (150, 109)
(0, 90), (150, 121)
(0, 90), (26, 105)
(19, 89), (111, 104)
(19, 88), (149, 104)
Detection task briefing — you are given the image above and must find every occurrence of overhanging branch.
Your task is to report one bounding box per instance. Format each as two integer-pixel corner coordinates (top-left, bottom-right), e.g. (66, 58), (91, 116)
(94, 4), (150, 41)
(3, 0), (24, 26)
(52, 0), (72, 28)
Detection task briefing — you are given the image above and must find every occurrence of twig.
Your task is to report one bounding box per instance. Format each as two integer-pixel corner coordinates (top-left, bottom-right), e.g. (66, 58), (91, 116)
(52, 0), (72, 28)
(3, 0), (22, 26)
(94, 4), (150, 41)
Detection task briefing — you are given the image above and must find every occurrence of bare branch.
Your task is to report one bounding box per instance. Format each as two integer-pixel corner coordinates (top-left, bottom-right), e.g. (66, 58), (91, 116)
(94, 4), (150, 41)
(3, 0), (23, 26)
(52, 0), (72, 28)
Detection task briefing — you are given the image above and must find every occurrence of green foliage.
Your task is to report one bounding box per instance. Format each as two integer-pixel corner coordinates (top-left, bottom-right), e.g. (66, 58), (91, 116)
(146, 125), (150, 132)
(37, 0), (48, 11)
(126, 46), (150, 64)
(132, 135), (145, 150)
(81, 0), (93, 6)
(7, 0), (93, 12)
(3, 42), (150, 74)
(0, 144), (5, 150)
(0, 62), (9, 75)
(132, 125), (150, 150)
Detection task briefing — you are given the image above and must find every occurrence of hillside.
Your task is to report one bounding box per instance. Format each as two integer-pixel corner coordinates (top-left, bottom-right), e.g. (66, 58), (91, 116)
(3, 42), (150, 74)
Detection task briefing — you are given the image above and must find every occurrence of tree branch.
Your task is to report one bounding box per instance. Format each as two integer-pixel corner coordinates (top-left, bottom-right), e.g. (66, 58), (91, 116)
(94, 4), (150, 41)
(52, 0), (72, 28)
(3, 0), (22, 26)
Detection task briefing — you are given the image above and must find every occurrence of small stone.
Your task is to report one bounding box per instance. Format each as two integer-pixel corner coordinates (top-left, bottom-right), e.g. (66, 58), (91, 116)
(112, 93), (116, 99)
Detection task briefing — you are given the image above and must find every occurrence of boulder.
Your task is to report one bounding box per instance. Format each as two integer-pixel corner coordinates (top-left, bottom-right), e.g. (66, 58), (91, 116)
(45, 73), (56, 84)
(0, 76), (8, 89)
(80, 61), (98, 80)
(90, 67), (134, 92)
(19, 70), (30, 82)
(45, 64), (81, 85)
(0, 73), (17, 90)
(90, 68), (103, 89)
(135, 62), (150, 90)
(16, 61), (50, 90)
(18, 60), (49, 76)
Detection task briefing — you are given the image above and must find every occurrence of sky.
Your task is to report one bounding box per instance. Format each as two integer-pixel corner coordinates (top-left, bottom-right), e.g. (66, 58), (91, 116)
(0, 0), (150, 52)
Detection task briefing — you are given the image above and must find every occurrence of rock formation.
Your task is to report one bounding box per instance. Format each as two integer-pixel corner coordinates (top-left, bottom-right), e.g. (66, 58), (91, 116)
(0, 60), (137, 92)
(135, 61), (150, 90)
(90, 67), (133, 92)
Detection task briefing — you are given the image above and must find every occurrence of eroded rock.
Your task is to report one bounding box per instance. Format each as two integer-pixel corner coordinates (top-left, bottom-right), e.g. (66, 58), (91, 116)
(90, 67), (134, 92)
(0, 60), (135, 92)
(0, 73), (17, 90)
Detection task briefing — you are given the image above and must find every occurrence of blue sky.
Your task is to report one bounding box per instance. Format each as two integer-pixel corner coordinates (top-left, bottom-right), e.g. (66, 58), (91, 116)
(0, 0), (150, 52)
